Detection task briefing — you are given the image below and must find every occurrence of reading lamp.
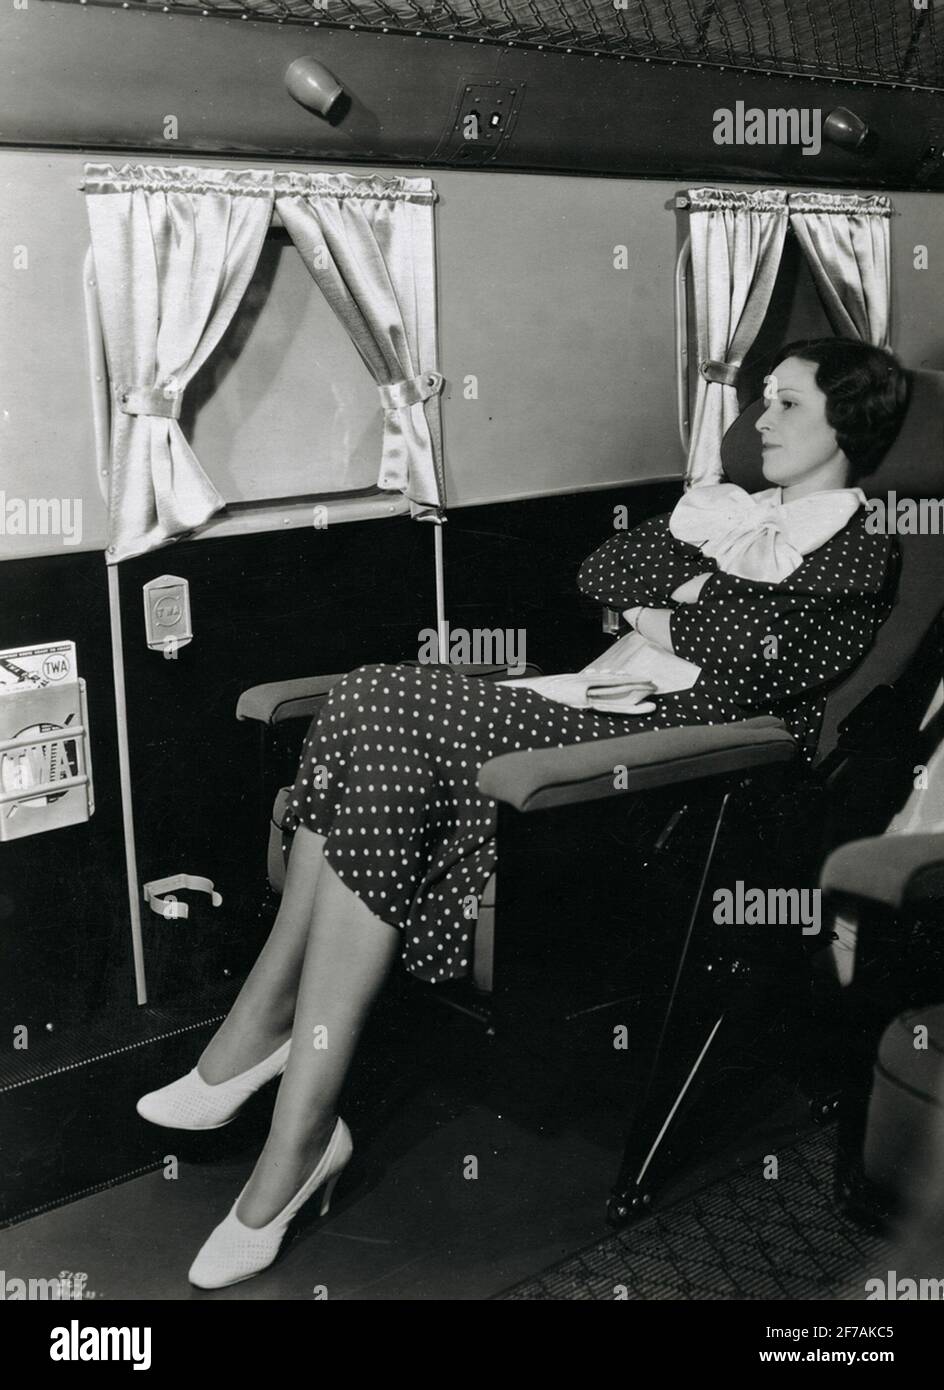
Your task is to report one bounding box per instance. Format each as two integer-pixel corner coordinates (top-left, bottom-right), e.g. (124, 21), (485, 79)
(285, 57), (345, 118)
(823, 107), (870, 150)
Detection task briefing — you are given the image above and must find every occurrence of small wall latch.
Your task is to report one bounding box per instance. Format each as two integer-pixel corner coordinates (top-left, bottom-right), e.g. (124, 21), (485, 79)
(143, 874), (222, 921)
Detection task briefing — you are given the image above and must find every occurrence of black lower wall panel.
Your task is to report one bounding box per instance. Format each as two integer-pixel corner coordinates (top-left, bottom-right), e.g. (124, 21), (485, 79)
(115, 484), (680, 1010)
(0, 1008), (226, 1226)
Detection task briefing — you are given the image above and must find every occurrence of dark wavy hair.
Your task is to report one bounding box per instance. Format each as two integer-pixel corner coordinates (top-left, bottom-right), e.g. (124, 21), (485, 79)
(770, 337), (911, 481)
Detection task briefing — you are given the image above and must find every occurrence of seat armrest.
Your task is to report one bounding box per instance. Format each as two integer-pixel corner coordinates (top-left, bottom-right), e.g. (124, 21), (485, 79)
(237, 663), (546, 725)
(821, 831), (944, 911)
(477, 716), (798, 812)
(236, 675), (348, 726)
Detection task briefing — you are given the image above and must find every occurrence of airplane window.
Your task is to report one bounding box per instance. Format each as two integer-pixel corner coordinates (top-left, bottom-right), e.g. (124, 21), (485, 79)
(184, 231), (383, 507)
(678, 223), (862, 456)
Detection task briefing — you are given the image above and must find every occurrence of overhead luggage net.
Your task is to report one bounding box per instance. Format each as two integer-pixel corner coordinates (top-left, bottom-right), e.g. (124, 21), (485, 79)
(52, 0), (943, 90)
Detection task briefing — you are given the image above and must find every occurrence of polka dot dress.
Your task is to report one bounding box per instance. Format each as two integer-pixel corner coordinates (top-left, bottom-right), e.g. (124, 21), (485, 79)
(577, 506), (896, 760)
(284, 506), (895, 984)
(281, 662), (637, 983)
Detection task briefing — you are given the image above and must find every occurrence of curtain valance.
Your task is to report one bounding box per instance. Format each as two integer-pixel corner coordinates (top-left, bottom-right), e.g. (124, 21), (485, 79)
(81, 163), (278, 198)
(786, 192), (892, 218)
(684, 188), (892, 219)
(81, 162), (444, 562)
(82, 163), (438, 204)
(684, 188), (792, 214)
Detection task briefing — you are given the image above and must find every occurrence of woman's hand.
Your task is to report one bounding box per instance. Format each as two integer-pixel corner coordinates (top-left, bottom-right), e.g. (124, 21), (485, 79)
(625, 572), (713, 649)
(670, 572), (714, 604)
(623, 606), (675, 653)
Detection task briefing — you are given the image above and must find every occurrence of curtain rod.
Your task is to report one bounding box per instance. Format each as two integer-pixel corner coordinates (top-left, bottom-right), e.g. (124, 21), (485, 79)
(675, 192), (895, 211)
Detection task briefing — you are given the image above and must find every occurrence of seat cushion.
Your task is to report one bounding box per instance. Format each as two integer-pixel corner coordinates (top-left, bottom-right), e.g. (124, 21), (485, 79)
(821, 832), (944, 910)
(863, 1005), (944, 1197)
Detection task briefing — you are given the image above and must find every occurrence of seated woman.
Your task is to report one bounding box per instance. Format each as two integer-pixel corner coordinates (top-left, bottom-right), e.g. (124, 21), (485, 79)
(137, 336), (908, 1289)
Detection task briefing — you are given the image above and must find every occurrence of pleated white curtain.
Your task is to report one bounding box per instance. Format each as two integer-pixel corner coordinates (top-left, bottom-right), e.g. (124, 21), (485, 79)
(83, 164), (275, 562)
(788, 191), (892, 347)
(685, 188), (789, 488)
(275, 172), (445, 521)
(83, 163), (446, 561)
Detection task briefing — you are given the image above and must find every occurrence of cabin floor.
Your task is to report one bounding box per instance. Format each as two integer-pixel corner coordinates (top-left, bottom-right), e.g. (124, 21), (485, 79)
(0, 984), (819, 1301)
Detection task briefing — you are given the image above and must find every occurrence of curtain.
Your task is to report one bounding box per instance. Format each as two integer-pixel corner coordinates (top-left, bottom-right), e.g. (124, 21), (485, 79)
(275, 172), (445, 521)
(788, 191), (892, 347)
(83, 164), (274, 562)
(685, 188), (789, 488)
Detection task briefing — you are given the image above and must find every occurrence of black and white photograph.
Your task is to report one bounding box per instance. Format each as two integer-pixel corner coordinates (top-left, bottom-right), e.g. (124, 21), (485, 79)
(2, 0), (944, 1352)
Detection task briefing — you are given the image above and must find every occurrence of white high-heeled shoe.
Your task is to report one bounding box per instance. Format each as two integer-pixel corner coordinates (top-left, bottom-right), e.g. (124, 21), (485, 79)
(136, 1039), (291, 1131)
(188, 1117), (353, 1289)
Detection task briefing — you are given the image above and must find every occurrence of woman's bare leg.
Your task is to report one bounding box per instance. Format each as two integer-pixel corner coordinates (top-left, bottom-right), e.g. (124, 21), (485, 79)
(235, 855), (400, 1228)
(198, 827), (330, 1084)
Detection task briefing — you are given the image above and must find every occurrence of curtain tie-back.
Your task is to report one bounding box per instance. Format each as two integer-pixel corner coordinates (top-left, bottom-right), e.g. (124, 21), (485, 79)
(116, 380), (183, 421)
(375, 372), (445, 500)
(378, 372), (444, 411)
(699, 359), (741, 387)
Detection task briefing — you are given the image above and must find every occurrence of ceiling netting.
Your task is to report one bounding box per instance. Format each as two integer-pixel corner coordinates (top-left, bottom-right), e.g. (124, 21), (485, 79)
(57, 1), (944, 88)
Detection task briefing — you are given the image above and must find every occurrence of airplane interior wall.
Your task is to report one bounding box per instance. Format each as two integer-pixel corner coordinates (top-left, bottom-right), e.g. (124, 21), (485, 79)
(0, 149), (690, 560)
(3, 149), (944, 1031)
(4, 147), (944, 564)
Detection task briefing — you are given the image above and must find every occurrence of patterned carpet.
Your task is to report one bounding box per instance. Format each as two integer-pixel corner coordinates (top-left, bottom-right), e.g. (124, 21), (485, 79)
(496, 1127), (892, 1300)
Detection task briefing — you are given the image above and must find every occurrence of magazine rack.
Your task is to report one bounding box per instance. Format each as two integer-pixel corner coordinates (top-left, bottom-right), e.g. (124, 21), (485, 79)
(0, 652), (95, 842)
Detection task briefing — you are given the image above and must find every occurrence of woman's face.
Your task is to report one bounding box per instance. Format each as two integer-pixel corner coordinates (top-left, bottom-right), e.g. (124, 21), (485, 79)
(754, 356), (849, 493)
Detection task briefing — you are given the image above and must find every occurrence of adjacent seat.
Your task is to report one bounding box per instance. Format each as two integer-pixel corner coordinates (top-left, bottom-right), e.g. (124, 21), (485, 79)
(821, 828), (944, 1226)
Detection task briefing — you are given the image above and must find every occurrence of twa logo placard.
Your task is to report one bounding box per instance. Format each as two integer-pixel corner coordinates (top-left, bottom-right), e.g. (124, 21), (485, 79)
(0, 641), (76, 692)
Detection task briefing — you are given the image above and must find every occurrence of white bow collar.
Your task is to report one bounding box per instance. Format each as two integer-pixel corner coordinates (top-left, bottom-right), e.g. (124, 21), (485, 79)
(669, 482), (866, 583)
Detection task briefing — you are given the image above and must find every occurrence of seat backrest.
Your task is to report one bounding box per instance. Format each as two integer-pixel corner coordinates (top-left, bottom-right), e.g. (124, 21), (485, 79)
(719, 368), (944, 763)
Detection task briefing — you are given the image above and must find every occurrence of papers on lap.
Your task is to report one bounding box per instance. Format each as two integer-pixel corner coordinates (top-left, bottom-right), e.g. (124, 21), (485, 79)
(497, 631), (701, 715)
(497, 671), (659, 714)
